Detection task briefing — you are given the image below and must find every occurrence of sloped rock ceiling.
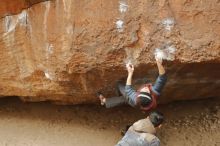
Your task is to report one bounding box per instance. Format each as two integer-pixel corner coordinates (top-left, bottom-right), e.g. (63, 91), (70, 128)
(0, 0), (219, 104)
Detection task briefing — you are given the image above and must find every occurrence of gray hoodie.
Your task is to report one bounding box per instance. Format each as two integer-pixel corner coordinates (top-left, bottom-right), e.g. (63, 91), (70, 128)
(116, 118), (160, 146)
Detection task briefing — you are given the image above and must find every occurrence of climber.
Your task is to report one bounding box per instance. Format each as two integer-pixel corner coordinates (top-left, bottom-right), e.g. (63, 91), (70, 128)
(97, 57), (167, 112)
(116, 111), (164, 146)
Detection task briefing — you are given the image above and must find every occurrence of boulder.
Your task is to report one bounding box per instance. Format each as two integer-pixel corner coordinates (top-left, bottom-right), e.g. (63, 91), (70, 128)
(0, 0), (219, 104)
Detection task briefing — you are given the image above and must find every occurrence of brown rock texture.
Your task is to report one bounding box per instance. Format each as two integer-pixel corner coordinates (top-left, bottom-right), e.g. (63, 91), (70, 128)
(0, 0), (219, 104)
(0, 0), (49, 18)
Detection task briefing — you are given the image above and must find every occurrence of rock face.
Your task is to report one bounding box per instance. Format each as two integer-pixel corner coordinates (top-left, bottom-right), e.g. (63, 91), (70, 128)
(0, 0), (219, 104)
(0, 0), (49, 18)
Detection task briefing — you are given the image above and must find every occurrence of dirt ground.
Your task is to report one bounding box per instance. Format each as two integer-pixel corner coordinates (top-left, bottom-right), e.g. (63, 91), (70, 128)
(0, 97), (219, 146)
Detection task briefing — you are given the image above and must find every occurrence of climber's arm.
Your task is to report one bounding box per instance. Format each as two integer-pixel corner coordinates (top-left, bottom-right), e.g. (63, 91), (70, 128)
(125, 63), (136, 106)
(152, 58), (167, 96)
(156, 57), (165, 75)
(126, 63), (134, 86)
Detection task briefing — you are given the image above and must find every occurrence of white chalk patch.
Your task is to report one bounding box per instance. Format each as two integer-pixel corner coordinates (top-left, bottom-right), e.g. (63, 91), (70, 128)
(18, 10), (28, 26)
(45, 43), (54, 60)
(48, 44), (54, 54)
(44, 71), (53, 80)
(4, 16), (15, 33)
(3, 16), (16, 49)
(116, 20), (124, 32)
(4, 10), (29, 35)
(43, 1), (51, 35)
(4, 15), (19, 34)
(45, 72), (50, 79)
(162, 18), (175, 31)
(119, 1), (128, 13)
(155, 48), (165, 60)
(154, 45), (176, 61)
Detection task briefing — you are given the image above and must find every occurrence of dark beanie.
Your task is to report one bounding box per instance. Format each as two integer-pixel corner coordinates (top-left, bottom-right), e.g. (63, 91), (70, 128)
(137, 92), (152, 107)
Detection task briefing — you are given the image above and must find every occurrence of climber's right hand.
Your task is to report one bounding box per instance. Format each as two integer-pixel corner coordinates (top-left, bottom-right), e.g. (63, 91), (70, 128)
(126, 63), (134, 74)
